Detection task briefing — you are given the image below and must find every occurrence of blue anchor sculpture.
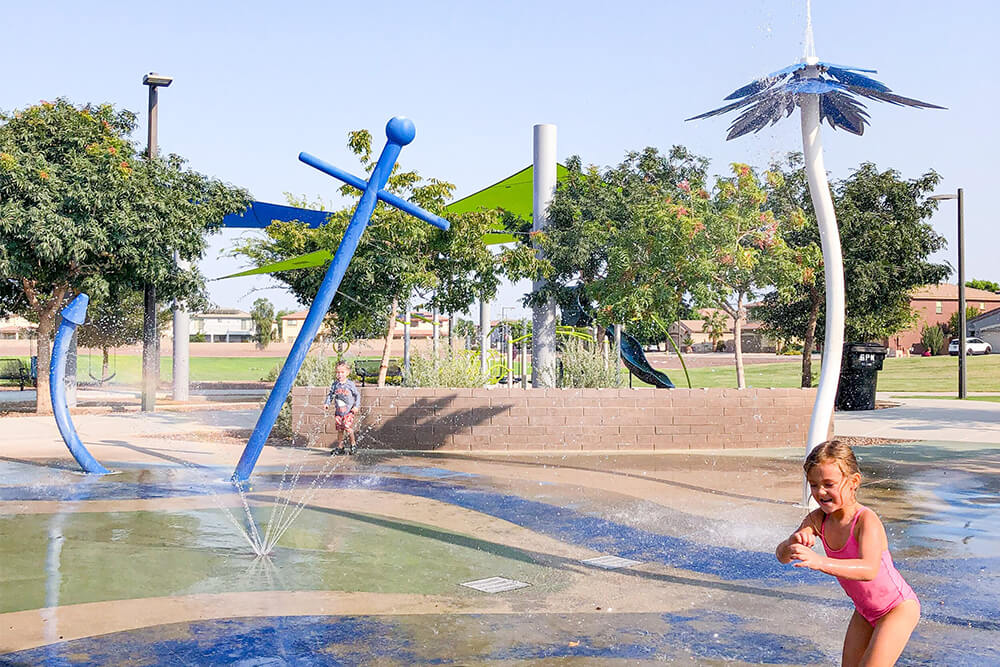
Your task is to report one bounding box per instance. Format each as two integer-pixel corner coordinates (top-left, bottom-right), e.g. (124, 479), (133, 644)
(232, 116), (449, 483)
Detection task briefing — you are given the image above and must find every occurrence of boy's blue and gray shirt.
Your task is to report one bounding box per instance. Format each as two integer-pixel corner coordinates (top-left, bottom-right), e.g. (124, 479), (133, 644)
(325, 379), (361, 415)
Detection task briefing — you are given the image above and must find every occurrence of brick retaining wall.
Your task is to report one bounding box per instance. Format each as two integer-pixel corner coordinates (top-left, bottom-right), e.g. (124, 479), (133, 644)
(291, 386), (819, 451)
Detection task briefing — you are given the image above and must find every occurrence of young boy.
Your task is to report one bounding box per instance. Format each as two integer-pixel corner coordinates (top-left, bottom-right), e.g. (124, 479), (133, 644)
(324, 361), (361, 455)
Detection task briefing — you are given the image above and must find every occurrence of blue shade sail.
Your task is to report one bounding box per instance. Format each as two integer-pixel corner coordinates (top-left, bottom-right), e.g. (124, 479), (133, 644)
(221, 201), (332, 229)
(689, 60), (944, 139)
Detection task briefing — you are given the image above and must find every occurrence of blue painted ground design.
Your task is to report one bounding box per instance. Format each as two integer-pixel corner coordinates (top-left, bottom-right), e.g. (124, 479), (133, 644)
(0, 611), (837, 665)
(2, 463), (996, 630)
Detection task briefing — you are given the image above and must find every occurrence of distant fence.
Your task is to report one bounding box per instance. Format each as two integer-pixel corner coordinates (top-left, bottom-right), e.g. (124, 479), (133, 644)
(291, 386), (819, 451)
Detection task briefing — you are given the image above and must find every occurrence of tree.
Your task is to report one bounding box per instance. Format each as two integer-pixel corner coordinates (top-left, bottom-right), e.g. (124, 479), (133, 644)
(0, 99), (249, 412)
(76, 285), (146, 383)
(250, 298), (275, 348)
(682, 163), (801, 388)
(967, 279), (1000, 294)
(753, 159), (950, 385)
(947, 305), (983, 338)
(540, 147), (711, 346)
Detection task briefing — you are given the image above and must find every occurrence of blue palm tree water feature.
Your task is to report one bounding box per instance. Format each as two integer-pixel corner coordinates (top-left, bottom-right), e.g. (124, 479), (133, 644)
(49, 294), (110, 475)
(231, 116), (450, 484)
(688, 12), (942, 506)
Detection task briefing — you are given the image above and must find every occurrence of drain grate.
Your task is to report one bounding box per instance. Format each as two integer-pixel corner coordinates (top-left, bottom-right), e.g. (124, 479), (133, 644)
(582, 555), (643, 569)
(460, 576), (531, 593)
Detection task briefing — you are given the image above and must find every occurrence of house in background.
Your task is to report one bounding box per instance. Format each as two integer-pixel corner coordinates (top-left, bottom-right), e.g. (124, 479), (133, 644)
(190, 309), (254, 343)
(894, 284), (1000, 354)
(0, 315), (35, 340)
(279, 310), (450, 344)
(667, 308), (778, 353)
(968, 307), (1000, 351)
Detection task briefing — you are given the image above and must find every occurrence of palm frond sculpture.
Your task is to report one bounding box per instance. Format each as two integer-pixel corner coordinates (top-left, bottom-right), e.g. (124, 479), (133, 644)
(689, 40), (942, 506)
(688, 58), (943, 140)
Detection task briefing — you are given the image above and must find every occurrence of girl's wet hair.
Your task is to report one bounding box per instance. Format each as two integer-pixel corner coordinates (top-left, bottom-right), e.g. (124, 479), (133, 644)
(804, 440), (861, 476)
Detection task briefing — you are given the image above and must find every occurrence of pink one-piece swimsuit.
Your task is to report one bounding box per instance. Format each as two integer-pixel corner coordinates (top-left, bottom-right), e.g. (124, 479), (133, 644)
(820, 505), (919, 625)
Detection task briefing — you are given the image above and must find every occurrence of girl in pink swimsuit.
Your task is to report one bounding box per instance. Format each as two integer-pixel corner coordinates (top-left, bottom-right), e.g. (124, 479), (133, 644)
(776, 440), (920, 666)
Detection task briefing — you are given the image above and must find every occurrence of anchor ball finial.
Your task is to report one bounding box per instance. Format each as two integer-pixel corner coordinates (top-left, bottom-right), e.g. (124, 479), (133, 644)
(386, 116), (416, 146)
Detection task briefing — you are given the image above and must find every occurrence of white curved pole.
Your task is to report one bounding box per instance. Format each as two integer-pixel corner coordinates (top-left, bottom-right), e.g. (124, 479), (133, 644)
(800, 76), (846, 506)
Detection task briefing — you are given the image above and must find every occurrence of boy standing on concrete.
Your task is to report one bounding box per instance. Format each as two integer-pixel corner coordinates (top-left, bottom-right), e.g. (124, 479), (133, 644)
(324, 361), (360, 455)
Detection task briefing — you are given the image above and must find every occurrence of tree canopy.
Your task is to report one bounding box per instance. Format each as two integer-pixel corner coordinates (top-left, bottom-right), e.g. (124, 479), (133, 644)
(0, 98), (249, 411)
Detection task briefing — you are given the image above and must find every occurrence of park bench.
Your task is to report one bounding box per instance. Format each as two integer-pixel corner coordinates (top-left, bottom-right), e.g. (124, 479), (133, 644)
(353, 359), (403, 386)
(0, 358), (31, 391)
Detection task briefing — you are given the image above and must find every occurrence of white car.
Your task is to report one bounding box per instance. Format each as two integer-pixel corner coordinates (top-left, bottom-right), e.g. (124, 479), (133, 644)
(948, 337), (992, 356)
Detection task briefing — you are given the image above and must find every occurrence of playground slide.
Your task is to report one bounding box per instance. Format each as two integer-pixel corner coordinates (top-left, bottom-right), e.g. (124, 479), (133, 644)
(609, 327), (675, 389)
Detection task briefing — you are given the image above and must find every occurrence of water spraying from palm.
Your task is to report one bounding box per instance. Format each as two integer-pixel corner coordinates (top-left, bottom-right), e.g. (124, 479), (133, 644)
(688, 0), (942, 506)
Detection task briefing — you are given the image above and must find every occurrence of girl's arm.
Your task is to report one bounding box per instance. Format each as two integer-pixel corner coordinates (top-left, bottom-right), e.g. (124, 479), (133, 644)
(788, 510), (885, 580)
(776, 510), (822, 563)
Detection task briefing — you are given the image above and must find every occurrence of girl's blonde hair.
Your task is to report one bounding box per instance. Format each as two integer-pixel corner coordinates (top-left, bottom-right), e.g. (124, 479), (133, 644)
(804, 440), (861, 477)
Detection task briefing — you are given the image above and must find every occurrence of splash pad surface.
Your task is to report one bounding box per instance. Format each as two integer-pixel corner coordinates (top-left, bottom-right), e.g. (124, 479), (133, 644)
(1, 415), (997, 665)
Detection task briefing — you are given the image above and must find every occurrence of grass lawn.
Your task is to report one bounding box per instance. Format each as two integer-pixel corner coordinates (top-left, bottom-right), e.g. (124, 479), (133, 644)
(633, 353), (1000, 392)
(77, 355), (285, 385)
(9, 350), (999, 393)
(888, 395), (1000, 402)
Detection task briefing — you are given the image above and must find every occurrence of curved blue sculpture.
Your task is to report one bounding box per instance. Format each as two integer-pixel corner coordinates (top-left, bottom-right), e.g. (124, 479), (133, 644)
(232, 117), (449, 484)
(50, 293), (111, 474)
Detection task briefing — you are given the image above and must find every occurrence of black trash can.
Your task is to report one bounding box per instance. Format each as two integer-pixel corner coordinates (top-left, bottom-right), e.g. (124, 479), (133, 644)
(835, 342), (887, 411)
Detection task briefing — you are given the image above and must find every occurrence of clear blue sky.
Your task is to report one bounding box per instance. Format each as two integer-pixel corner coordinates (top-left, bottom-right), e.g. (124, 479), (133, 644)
(4, 1), (995, 319)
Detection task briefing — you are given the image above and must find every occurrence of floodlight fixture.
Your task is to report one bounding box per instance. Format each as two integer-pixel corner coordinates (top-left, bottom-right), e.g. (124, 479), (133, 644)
(143, 72), (173, 88)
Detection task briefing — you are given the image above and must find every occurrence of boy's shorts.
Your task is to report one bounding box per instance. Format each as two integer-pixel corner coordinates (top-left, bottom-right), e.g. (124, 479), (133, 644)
(334, 412), (356, 432)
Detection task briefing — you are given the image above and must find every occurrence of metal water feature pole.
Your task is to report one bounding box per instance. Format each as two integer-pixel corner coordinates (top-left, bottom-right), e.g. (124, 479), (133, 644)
(232, 117), (449, 483)
(50, 294), (110, 474)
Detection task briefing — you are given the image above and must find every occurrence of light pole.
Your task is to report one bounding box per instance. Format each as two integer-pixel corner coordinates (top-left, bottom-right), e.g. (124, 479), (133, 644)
(141, 72), (173, 412)
(930, 189), (966, 399)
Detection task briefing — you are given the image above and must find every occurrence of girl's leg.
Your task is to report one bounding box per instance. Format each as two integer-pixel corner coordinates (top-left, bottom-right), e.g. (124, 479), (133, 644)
(860, 599), (919, 667)
(842, 610), (873, 667)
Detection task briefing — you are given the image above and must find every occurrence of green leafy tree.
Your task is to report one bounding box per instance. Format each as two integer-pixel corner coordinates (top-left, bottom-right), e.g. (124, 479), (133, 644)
(753, 159), (949, 385)
(76, 286), (145, 383)
(0, 99), (249, 412)
(250, 298), (275, 348)
(946, 305), (983, 338)
(540, 147), (710, 347)
(966, 279), (1000, 293)
(683, 163), (801, 388)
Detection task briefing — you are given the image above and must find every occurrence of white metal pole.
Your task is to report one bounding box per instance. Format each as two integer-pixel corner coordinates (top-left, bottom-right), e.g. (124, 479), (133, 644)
(403, 304), (411, 378)
(172, 251), (190, 401)
(479, 298), (489, 377)
(532, 123), (558, 388)
(800, 81), (846, 506)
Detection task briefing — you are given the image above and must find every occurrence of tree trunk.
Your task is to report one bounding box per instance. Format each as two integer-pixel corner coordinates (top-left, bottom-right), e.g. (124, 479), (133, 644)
(731, 295), (746, 389)
(34, 314), (55, 414)
(102, 346), (111, 385)
(801, 287), (821, 388)
(377, 297), (399, 388)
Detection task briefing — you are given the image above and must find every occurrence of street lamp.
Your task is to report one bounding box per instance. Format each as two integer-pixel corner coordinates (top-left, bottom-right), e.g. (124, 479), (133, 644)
(141, 72), (173, 412)
(929, 189), (965, 399)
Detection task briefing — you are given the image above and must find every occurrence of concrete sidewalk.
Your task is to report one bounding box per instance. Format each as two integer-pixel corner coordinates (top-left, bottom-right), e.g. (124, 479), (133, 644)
(835, 394), (1000, 444)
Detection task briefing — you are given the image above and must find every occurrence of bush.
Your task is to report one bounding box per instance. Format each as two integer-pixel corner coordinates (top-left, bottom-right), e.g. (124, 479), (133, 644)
(404, 350), (492, 388)
(558, 337), (625, 388)
(920, 324), (946, 356)
(262, 354), (342, 438)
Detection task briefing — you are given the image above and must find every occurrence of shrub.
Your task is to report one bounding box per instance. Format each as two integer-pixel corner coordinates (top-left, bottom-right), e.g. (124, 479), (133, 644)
(262, 354), (342, 438)
(920, 324), (946, 356)
(558, 337), (625, 388)
(403, 350), (492, 388)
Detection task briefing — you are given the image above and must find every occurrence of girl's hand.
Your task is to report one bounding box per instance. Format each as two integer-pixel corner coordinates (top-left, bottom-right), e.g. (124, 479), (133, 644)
(789, 544), (822, 569)
(791, 528), (815, 548)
